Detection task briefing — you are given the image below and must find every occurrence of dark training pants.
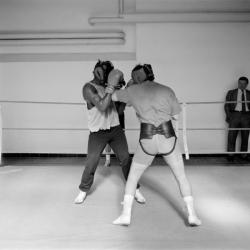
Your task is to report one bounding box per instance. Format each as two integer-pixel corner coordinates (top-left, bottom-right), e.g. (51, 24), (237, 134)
(79, 125), (139, 192)
(227, 112), (250, 153)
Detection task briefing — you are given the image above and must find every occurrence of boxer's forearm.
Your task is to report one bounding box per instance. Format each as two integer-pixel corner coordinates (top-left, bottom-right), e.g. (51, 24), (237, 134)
(94, 93), (112, 112)
(112, 92), (119, 102)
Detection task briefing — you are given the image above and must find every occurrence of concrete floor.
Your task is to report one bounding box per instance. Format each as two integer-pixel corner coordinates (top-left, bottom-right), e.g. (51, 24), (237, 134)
(0, 156), (250, 250)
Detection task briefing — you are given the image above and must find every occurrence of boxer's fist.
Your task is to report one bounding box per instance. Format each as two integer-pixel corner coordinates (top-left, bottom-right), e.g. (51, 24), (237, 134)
(105, 69), (124, 94)
(108, 69), (124, 87)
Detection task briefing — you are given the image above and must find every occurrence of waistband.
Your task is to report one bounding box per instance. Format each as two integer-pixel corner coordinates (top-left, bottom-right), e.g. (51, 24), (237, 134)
(90, 125), (120, 134)
(140, 121), (176, 140)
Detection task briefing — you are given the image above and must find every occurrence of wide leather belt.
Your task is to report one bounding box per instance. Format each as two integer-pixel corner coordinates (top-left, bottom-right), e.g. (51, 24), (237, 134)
(140, 120), (176, 140)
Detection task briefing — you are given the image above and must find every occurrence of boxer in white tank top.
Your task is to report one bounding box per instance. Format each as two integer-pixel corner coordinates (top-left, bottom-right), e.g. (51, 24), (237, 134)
(74, 60), (145, 205)
(112, 64), (201, 227)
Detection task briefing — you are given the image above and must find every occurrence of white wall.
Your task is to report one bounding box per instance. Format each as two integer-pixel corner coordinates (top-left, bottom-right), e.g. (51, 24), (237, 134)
(0, 0), (138, 153)
(0, 0), (250, 154)
(0, 0), (120, 31)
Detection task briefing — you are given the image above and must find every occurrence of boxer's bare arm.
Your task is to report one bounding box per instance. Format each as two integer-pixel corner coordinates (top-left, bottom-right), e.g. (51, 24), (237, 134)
(111, 92), (118, 102)
(83, 84), (112, 112)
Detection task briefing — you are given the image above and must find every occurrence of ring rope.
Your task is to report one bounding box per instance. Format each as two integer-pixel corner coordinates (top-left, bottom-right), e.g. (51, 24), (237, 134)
(1, 100), (250, 105)
(1, 99), (250, 164)
(0, 100), (85, 105)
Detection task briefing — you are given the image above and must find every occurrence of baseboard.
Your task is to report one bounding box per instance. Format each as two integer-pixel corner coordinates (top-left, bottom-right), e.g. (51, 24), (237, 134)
(2, 153), (86, 157)
(1, 153), (229, 158)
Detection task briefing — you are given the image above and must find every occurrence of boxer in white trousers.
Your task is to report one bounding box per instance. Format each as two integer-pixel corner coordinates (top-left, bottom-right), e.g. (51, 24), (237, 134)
(111, 64), (201, 227)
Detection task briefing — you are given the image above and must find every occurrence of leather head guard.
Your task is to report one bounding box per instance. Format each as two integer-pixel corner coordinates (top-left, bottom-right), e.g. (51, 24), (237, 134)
(132, 64), (155, 82)
(143, 64), (155, 81)
(94, 60), (114, 84)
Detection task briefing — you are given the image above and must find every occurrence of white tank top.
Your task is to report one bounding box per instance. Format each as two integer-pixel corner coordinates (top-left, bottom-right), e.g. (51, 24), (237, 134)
(86, 82), (119, 132)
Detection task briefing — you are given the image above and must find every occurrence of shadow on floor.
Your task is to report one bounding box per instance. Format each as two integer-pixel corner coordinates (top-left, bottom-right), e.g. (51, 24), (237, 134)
(1, 154), (250, 167)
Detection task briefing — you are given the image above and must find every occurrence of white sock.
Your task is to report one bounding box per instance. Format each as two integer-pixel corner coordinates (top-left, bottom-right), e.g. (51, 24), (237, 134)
(74, 191), (87, 204)
(104, 155), (111, 167)
(183, 196), (202, 226)
(134, 189), (146, 204)
(113, 194), (134, 226)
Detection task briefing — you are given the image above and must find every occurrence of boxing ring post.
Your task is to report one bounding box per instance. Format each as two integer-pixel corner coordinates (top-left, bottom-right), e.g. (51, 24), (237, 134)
(182, 102), (189, 160)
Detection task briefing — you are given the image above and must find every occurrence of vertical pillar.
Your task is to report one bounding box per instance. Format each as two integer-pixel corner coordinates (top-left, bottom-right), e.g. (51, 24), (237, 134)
(182, 103), (189, 160)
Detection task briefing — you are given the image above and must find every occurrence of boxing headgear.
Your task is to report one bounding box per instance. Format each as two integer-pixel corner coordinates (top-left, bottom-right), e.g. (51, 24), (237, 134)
(142, 64), (155, 81)
(94, 60), (114, 83)
(132, 64), (155, 82)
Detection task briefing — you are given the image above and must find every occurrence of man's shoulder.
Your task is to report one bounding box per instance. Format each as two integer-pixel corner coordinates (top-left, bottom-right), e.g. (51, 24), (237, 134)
(153, 82), (175, 94)
(83, 82), (96, 92)
(227, 88), (237, 94)
(82, 82), (98, 102)
(125, 84), (139, 93)
(83, 81), (93, 88)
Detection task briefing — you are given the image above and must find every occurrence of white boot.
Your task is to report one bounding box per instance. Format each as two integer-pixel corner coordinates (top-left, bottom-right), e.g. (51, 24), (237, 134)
(113, 194), (134, 226)
(74, 191), (87, 204)
(134, 189), (146, 204)
(184, 196), (202, 226)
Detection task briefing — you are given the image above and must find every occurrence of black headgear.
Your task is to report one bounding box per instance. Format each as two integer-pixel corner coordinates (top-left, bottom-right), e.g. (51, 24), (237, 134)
(132, 63), (155, 81)
(94, 60), (114, 83)
(143, 64), (155, 81)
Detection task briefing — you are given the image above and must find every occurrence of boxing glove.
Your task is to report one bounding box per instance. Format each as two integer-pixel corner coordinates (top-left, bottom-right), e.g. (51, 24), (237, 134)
(105, 69), (124, 94)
